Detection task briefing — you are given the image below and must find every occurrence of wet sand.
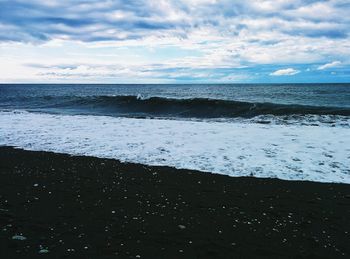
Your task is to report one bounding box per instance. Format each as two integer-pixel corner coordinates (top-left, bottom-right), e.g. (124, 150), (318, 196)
(0, 146), (350, 258)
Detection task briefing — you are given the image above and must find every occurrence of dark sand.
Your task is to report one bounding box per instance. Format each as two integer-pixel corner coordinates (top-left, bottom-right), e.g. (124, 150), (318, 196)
(0, 147), (350, 258)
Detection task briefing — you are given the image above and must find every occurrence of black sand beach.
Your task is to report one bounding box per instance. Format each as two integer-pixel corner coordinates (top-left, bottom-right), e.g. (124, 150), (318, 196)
(1, 147), (350, 258)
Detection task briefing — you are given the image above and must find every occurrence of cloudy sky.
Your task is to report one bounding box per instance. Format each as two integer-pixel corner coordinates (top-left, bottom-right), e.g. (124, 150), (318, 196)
(0, 0), (349, 83)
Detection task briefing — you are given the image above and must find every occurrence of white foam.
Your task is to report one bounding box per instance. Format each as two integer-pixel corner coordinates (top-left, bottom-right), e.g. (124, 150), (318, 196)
(0, 111), (349, 183)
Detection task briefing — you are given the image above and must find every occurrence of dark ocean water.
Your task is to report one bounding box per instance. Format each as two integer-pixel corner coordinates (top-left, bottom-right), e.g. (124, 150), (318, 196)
(1, 84), (350, 119)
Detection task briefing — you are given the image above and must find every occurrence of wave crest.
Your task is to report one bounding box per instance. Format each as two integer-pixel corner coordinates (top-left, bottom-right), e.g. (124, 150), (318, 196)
(4, 95), (350, 118)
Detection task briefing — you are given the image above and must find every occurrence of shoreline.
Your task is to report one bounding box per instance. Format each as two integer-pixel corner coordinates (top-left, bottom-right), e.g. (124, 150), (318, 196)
(1, 146), (350, 258)
(2, 111), (349, 184)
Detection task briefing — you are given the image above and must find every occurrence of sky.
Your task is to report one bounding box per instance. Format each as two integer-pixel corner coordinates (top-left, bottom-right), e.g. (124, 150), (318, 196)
(0, 0), (350, 83)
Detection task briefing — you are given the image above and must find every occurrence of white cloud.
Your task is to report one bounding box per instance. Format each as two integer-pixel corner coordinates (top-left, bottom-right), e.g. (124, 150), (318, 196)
(270, 68), (300, 76)
(317, 61), (341, 70)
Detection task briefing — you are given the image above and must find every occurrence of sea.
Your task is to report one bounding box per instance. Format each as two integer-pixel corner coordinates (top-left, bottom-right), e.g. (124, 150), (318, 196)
(1, 84), (349, 183)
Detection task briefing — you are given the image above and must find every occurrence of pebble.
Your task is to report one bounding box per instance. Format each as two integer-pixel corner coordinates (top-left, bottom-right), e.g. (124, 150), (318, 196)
(12, 235), (27, 241)
(178, 225), (186, 230)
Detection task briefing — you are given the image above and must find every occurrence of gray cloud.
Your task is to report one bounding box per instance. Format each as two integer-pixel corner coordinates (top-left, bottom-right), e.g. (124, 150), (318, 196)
(0, 0), (187, 42)
(0, 0), (349, 43)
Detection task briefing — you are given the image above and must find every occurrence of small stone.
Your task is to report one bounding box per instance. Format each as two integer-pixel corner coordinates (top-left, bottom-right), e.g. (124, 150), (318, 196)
(39, 249), (49, 254)
(178, 225), (186, 230)
(12, 235), (27, 241)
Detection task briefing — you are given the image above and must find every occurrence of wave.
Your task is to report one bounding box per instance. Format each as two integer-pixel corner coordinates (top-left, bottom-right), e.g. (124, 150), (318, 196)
(3, 95), (350, 119)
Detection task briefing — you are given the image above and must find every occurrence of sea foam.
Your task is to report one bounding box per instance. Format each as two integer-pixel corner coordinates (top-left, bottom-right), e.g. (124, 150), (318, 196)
(0, 111), (349, 183)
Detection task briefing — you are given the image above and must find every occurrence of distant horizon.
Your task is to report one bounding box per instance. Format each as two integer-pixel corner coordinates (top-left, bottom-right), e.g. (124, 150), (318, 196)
(1, 82), (350, 85)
